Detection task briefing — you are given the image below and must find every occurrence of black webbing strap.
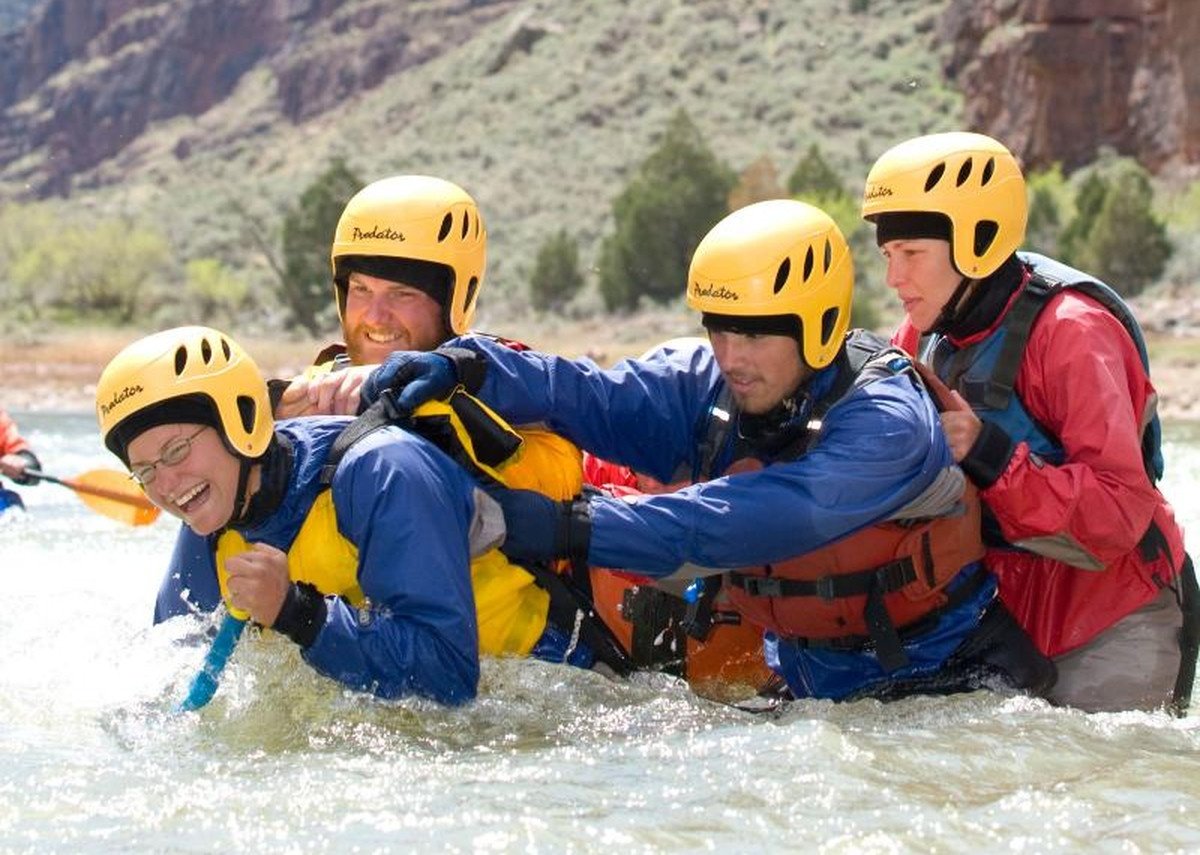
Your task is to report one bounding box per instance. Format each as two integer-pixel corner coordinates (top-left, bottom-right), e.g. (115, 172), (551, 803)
(863, 579), (908, 672)
(743, 567), (992, 668)
(620, 585), (688, 676)
(1171, 555), (1200, 717)
(935, 276), (1055, 411)
(526, 558), (636, 677)
(728, 558), (919, 673)
(728, 557), (917, 601)
(319, 395), (397, 487)
(680, 576), (742, 642)
(445, 391), (522, 469)
(319, 388), (521, 489)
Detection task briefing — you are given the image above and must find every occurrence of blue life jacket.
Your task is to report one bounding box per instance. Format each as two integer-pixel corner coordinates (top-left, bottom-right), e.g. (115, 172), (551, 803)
(921, 251), (1164, 483)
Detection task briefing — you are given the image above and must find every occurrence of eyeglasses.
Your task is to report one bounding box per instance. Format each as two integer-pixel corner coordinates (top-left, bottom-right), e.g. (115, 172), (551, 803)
(129, 426), (209, 487)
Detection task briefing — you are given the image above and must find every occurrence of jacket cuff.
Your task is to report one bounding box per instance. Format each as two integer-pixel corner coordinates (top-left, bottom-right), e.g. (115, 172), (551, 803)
(560, 497), (592, 568)
(271, 582), (327, 648)
(440, 347), (487, 394)
(960, 420), (1016, 489)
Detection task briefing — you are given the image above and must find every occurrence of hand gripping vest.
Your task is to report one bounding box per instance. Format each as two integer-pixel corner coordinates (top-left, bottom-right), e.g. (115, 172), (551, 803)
(721, 332), (987, 672)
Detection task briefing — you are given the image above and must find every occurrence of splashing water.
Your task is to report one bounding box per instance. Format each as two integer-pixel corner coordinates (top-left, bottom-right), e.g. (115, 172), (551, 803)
(2, 413), (1199, 851)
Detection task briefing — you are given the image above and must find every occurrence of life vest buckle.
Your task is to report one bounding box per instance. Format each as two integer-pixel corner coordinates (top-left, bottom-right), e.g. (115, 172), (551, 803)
(743, 577), (783, 598)
(814, 575), (837, 601)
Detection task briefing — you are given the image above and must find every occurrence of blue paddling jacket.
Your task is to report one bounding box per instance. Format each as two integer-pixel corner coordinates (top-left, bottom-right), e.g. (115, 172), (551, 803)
(154, 416), (483, 705)
(448, 333), (995, 700)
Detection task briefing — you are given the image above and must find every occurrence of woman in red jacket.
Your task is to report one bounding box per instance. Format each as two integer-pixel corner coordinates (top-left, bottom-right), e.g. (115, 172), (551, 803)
(862, 131), (1197, 714)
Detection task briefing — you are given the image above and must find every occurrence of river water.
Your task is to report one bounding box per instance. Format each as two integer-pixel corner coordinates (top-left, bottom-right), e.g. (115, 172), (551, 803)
(1, 412), (1198, 853)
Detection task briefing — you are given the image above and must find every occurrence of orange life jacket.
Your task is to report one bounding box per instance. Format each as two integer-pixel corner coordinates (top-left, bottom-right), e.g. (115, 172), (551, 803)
(724, 456), (985, 641)
(585, 478), (773, 701)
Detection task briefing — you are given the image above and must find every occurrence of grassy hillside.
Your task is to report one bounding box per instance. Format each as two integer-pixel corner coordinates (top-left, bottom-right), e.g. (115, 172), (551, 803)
(19, 0), (960, 334)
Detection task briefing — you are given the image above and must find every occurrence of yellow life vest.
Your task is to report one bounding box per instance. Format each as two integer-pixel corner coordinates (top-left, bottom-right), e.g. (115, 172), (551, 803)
(220, 390), (583, 656)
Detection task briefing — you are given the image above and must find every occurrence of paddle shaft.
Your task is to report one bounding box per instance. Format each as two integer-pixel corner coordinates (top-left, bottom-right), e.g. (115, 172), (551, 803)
(176, 613), (247, 712)
(25, 468), (157, 511)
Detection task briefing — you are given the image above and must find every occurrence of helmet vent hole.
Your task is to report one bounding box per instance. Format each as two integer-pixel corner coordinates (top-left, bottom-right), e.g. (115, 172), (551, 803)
(773, 258), (791, 294)
(200, 338), (212, 364)
(955, 158), (973, 187)
(465, 276), (480, 310)
(461, 212), (470, 239)
(924, 163), (945, 192)
(437, 213), (453, 242)
(236, 395), (257, 436)
(981, 158), (995, 185)
(820, 307), (840, 345)
(974, 221), (999, 258)
(173, 346), (188, 376)
(823, 238), (832, 272)
(220, 337), (232, 360)
(802, 246), (814, 282)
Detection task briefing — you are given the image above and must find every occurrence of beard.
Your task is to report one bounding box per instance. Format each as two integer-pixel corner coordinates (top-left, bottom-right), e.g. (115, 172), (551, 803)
(345, 323), (419, 365)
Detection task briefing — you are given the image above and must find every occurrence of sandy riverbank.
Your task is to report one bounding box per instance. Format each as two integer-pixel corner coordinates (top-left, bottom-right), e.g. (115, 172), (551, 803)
(3, 314), (1198, 420)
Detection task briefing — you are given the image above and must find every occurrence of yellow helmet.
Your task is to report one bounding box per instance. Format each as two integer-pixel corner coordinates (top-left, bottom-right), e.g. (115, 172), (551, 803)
(686, 199), (853, 370)
(96, 326), (273, 465)
(330, 175), (487, 336)
(861, 131), (1026, 278)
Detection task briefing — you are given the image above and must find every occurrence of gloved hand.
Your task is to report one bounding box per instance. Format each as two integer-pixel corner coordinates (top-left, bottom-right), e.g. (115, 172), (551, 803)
(359, 347), (487, 414)
(487, 484), (592, 567)
(359, 351), (457, 414)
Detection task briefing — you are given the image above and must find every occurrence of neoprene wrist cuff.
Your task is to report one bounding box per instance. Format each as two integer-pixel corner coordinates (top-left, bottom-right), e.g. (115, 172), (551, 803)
(960, 420), (1016, 489)
(272, 582), (327, 648)
(559, 497), (593, 568)
(439, 347), (487, 394)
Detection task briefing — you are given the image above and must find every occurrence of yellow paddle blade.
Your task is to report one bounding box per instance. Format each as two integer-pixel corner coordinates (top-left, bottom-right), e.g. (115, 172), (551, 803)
(64, 469), (162, 526)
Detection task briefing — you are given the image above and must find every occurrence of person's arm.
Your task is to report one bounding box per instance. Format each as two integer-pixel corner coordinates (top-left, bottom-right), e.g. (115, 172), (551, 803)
(969, 293), (1162, 568)
(153, 525), (222, 623)
(448, 334), (717, 484)
(584, 372), (954, 578)
(293, 431), (481, 704)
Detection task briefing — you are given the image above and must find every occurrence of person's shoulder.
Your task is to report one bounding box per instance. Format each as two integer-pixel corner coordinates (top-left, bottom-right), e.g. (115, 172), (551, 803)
(1033, 288), (1129, 342)
(340, 422), (461, 475)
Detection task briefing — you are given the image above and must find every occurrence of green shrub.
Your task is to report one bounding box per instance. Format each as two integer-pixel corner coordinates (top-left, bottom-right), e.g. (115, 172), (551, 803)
(787, 144), (850, 202)
(279, 157), (362, 336)
(597, 110), (735, 311)
(1073, 165), (1171, 297)
(529, 230), (584, 312)
(1059, 160), (1171, 296)
(1025, 163), (1071, 255)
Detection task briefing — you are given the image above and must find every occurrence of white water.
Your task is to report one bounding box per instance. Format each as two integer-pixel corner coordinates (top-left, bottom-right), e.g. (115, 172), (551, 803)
(2, 412), (1198, 853)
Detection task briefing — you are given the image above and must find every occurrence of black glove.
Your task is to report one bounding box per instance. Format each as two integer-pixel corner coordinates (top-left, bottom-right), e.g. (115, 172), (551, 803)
(487, 485), (592, 567)
(359, 347), (487, 415)
(9, 450), (41, 486)
(959, 420), (1016, 489)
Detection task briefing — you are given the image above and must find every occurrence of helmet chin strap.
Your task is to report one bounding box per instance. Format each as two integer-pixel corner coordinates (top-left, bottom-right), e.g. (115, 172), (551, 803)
(221, 458), (255, 531)
(930, 275), (976, 334)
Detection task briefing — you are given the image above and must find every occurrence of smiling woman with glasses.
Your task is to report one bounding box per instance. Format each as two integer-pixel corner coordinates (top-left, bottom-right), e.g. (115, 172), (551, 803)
(94, 325), (488, 706)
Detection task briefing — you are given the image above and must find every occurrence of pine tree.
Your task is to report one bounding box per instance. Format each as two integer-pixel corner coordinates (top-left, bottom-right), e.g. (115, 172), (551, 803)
(1076, 165), (1171, 297)
(598, 110), (735, 311)
(279, 158), (362, 336)
(529, 229), (584, 312)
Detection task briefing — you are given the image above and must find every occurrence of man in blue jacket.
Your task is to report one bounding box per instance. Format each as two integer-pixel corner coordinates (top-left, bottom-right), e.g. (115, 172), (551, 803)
(360, 199), (1055, 703)
(96, 325), (487, 705)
